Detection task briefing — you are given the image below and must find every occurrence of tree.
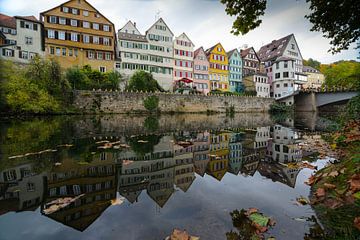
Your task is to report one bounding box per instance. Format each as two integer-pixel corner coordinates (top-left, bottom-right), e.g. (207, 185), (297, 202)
(126, 70), (163, 92)
(303, 58), (321, 70)
(220, 0), (360, 53)
(321, 61), (360, 90)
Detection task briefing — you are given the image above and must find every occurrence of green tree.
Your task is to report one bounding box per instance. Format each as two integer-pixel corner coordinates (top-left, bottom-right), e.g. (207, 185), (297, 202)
(143, 95), (159, 112)
(220, 0), (360, 53)
(303, 58), (321, 70)
(126, 70), (163, 92)
(321, 61), (360, 90)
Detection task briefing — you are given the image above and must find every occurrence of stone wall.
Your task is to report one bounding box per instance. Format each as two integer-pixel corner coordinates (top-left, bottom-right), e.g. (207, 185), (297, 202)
(73, 91), (275, 113)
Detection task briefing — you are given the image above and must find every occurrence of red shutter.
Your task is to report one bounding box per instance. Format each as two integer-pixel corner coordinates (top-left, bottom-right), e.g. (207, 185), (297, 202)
(102, 52), (105, 59)
(109, 39), (112, 46)
(86, 51), (88, 58)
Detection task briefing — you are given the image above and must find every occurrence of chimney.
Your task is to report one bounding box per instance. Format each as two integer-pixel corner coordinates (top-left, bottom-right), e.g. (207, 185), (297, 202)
(134, 22), (136, 27)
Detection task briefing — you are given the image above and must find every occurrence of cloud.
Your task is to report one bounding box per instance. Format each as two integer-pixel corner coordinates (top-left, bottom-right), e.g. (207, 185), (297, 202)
(0, 0), (357, 63)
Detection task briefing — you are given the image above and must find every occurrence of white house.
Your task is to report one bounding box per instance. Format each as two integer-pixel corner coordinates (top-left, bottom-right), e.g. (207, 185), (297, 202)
(0, 14), (44, 63)
(258, 34), (306, 105)
(145, 18), (174, 91)
(173, 33), (194, 85)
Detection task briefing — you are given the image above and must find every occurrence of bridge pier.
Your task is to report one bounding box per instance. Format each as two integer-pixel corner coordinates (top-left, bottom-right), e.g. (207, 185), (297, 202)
(294, 92), (317, 112)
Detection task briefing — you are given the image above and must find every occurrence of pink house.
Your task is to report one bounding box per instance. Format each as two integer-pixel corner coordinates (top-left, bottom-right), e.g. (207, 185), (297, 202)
(193, 47), (210, 95)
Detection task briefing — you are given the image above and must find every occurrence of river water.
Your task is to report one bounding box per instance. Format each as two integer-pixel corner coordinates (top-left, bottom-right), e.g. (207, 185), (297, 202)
(0, 113), (334, 240)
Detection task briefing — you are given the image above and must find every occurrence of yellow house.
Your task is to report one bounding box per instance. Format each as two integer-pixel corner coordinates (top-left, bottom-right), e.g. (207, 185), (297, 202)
(40, 0), (116, 72)
(205, 43), (229, 92)
(207, 131), (230, 181)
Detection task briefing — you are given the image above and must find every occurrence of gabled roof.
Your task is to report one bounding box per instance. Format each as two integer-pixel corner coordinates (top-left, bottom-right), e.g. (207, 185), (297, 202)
(15, 15), (40, 23)
(303, 65), (320, 73)
(257, 34), (293, 62)
(194, 46), (205, 58)
(145, 17), (174, 36)
(227, 48), (239, 58)
(40, 0), (115, 28)
(205, 43), (219, 56)
(176, 32), (194, 46)
(119, 20), (141, 35)
(0, 13), (16, 29)
(118, 32), (147, 42)
(240, 47), (260, 61)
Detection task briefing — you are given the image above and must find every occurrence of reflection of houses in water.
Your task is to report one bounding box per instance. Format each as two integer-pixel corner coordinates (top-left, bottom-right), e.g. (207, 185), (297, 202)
(228, 132), (243, 175)
(255, 127), (270, 160)
(240, 131), (260, 176)
(174, 142), (195, 192)
(257, 161), (301, 188)
(0, 162), (46, 214)
(42, 152), (117, 231)
(118, 136), (176, 208)
(267, 125), (302, 164)
(193, 132), (210, 177)
(207, 131), (230, 181)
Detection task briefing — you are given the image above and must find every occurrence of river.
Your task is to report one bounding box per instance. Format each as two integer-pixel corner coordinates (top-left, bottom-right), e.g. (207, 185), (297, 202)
(0, 113), (335, 240)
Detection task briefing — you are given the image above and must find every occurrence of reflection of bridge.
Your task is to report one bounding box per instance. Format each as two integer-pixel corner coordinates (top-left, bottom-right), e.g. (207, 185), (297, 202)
(294, 90), (358, 112)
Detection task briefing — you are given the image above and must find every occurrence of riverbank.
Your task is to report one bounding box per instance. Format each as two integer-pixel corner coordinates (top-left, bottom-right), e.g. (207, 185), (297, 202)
(306, 120), (360, 239)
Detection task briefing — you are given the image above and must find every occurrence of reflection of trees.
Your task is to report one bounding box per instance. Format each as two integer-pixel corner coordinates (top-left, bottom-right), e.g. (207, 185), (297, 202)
(226, 209), (260, 240)
(127, 135), (162, 157)
(143, 116), (159, 132)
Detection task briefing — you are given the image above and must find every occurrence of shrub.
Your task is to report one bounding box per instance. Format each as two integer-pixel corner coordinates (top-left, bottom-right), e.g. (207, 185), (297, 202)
(143, 95), (159, 112)
(127, 70), (163, 92)
(345, 95), (360, 120)
(269, 102), (293, 113)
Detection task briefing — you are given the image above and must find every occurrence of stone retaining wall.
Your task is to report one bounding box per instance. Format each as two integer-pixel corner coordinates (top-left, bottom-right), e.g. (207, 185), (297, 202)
(73, 90), (275, 113)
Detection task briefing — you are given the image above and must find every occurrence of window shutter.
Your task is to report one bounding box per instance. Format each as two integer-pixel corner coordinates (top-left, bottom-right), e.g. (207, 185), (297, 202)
(2, 49), (5, 56)
(33, 23), (38, 31)
(108, 25), (112, 32)
(55, 31), (58, 39)
(47, 16), (50, 23)
(102, 52), (105, 59)
(77, 34), (80, 42)
(99, 24), (103, 31)
(90, 22), (92, 28)
(99, 37), (103, 45)
(86, 50), (88, 58)
(109, 39), (112, 46)
(20, 21), (24, 28)
(56, 16), (59, 24)
(66, 32), (70, 40)
(79, 21), (82, 27)
(19, 51), (21, 58)
(45, 30), (48, 38)
(66, 19), (70, 25)
(90, 36), (93, 43)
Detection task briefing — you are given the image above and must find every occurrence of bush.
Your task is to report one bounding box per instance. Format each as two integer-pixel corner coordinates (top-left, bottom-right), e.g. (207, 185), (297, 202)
(269, 102), (293, 113)
(345, 95), (360, 120)
(126, 70), (163, 92)
(143, 96), (159, 112)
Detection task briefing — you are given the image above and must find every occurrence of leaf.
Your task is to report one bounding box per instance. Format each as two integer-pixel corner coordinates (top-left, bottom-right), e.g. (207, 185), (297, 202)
(249, 213), (270, 227)
(353, 192), (360, 200)
(349, 174), (360, 193)
(324, 183), (336, 189)
(354, 217), (360, 231)
(316, 188), (326, 198)
(296, 196), (309, 205)
(328, 171), (339, 177)
(323, 198), (343, 209)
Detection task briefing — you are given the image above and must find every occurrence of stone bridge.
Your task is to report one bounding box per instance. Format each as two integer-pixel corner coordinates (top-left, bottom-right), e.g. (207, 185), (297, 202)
(294, 90), (358, 112)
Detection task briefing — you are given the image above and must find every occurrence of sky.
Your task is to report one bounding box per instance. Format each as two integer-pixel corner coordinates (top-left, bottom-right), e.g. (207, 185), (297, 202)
(0, 0), (358, 63)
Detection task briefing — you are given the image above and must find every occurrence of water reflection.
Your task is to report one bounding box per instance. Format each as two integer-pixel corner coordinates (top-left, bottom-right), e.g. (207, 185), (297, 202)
(0, 121), (305, 234)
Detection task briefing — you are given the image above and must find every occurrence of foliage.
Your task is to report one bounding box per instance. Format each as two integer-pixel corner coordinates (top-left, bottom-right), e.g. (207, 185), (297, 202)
(0, 59), (62, 114)
(143, 95), (159, 112)
(66, 65), (122, 90)
(220, 0), (360, 53)
(220, 0), (267, 35)
(127, 134), (162, 157)
(345, 95), (360, 120)
(143, 116), (160, 132)
(126, 70), (163, 92)
(321, 61), (360, 90)
(269, 102), (293, 113)
(303, 58), (321, 70)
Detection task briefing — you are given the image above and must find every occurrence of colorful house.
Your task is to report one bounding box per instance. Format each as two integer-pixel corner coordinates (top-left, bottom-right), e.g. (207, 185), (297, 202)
(193, 47), (210, 95)
(40, 0), (116, 72)
(173, 33), (194, 86)
(205, 43), (229, 92)
(207, 131), (230, 181)
(227, 48), (243, 93)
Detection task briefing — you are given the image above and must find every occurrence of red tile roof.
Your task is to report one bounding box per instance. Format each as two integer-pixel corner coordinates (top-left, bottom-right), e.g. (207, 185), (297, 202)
(0, 13), (16, 29)
(257, 34), (293, 62)
(15, 15), (40, 23)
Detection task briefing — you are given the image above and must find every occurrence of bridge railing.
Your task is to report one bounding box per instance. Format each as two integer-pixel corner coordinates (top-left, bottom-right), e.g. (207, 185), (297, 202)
(300, 86), (358, 93)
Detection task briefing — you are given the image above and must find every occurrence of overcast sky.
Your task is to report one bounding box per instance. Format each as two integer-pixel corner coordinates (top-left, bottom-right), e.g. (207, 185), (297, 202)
(1, 0), (358, 63)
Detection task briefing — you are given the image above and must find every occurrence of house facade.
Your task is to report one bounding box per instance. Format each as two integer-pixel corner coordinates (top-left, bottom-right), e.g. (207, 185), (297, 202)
(173, 33), (194, 86)
(145, 18), (174, 91)
(0, 14), (44, 63)
(240, 47), (260, 77)
(116, 21), (149, 81)
(40, 0), (116, 72)
(258, 34), (306, 105)
(193, 47), (210, 95)
(302, 66), (324, 89)
(227, 48), (243, 93)
(205, 43), (229, 92)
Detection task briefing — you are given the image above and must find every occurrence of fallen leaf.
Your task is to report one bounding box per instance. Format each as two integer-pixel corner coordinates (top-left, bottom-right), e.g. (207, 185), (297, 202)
(328, 171), (339, 177)
(316, 188), (326, 198)
(349, 174), (360, 192)
(324, 183), (336, 189)
(354, 217), (360, 231)
(296, 196), (309, 205)
(323, 198), (343, 209)
(246, 208), (258, 216)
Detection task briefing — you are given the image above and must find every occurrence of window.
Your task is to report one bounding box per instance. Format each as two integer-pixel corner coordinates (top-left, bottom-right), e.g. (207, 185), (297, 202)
(62, 48), (66, 56)
(275, 73), (280, 79)
(50, 46), (54, 54)
(97, 52), (103, 59)
(95, 13), (100, 18)
(93, 23), (99, 30)
(49, 16), (57, 23)
(69, 48), (73, 56)
(71, 33), (78, 41)
(74, 48), (78, 57)
(56, 47), (61, 56)
(276, 62), (279, 69)
(72, 8), (78, 14)
(48, 29), (55, 38)
(73, 185), (81, 195)
(88, 51), (94, 59)
(49, 188), (56, 196)
(115, 62), (121, 68)
(93, 36), (99, 44)
(284, 83), (288, 87)
(62, 6), (69, 12)
(83, 34), (90, 43)
(71, 19), (78, 27)
(291, 44), (295, 50)
(60, 186), (67, 195)
(103, 25), (110, 31)
(99, 66), (106, 72)
(59, 17), (66, 25)
(103, 37), (110, 45)
(58, 31), (65, 40)
(83, 10), (89, 16)
(284, 61), (288, 68)
(283, 72), (289, 78)
(25, 37), (33, 45)
(83, 21), (90, 28)
(105, 52), (111, 60)
(276, 84), (280, 88)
